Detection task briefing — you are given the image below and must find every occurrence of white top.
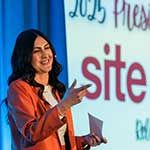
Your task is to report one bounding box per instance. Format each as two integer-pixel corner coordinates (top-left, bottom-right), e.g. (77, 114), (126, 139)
(43, 85), (67, 145)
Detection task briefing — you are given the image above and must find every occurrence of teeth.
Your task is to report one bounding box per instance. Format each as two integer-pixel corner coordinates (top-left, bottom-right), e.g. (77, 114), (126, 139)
(41, 60), (49, 64)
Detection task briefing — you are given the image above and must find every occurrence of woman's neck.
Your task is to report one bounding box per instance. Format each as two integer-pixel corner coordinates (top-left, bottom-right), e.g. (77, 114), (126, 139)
(34, 73), (49, 86)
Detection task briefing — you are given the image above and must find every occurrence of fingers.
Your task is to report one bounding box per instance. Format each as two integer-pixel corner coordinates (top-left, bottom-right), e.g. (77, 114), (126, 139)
(91, 133), (101, 144)
(90, 133), (101, 146)
(69, 79), (77, 89)
(76, 84), (91, 101)
(76, 84), (92, 92)
(101, 137), (108, 144)
(84, 134), (98, 147)
(70, 80), (92, 91)
(86, 133), (108, 147)
(91, 133), (108, 145)
(66, 80), (92, 105)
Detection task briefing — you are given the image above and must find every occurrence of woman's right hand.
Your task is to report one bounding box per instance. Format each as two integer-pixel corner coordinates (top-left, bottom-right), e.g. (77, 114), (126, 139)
(57, 79), (91, 114)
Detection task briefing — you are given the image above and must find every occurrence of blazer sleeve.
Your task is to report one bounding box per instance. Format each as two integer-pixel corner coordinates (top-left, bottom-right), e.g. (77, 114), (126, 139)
(7, 80), (65, 143)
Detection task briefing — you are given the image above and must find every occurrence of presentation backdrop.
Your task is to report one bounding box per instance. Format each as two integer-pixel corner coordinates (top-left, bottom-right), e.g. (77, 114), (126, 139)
(64, 0), (150, 149)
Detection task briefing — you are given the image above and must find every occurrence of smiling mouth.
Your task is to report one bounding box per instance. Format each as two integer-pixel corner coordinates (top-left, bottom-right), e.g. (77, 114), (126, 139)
(41, 59), (49, 65)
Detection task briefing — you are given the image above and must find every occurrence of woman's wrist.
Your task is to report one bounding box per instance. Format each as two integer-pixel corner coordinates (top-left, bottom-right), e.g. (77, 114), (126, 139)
(77, 136), (88, 147)
(57, 101), (68, 116)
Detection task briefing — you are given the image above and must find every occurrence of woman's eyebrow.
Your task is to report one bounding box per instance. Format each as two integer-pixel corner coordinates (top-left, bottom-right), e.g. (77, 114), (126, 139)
(33, 46), (41, 50)
(44, 43), (50, 47)
(33, 43), (49, 49)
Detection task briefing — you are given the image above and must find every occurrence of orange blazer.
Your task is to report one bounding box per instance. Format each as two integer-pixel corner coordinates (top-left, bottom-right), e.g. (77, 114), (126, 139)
(7, 79), (84, 150)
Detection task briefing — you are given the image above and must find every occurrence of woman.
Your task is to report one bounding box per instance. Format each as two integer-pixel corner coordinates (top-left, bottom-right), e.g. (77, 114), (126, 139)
(7, 29), (107, 150)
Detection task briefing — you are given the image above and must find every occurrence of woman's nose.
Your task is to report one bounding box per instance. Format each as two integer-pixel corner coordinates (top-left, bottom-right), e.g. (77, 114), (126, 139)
(41, 50), (48, 58)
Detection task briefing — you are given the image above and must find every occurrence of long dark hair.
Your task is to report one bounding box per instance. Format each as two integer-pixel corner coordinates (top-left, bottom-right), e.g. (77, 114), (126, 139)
(8, 29), (66, 98)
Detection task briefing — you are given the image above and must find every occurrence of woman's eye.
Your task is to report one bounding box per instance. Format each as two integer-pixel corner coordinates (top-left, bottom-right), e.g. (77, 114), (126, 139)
(45, 46), (50, 50)
(33, 49), (40, 53)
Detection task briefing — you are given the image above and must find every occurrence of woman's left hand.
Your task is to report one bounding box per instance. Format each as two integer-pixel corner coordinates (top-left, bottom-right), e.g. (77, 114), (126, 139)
(83, 133), (107, 147)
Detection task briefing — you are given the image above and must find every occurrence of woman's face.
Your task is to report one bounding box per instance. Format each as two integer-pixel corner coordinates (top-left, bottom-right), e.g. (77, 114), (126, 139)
(31, 36), (53, 74)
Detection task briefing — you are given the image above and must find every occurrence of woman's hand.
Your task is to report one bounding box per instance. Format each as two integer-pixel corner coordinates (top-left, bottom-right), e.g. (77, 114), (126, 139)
(57, 79), (91, 114)
(83, 133), (107, 148)
(63, 79), (91, 106)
